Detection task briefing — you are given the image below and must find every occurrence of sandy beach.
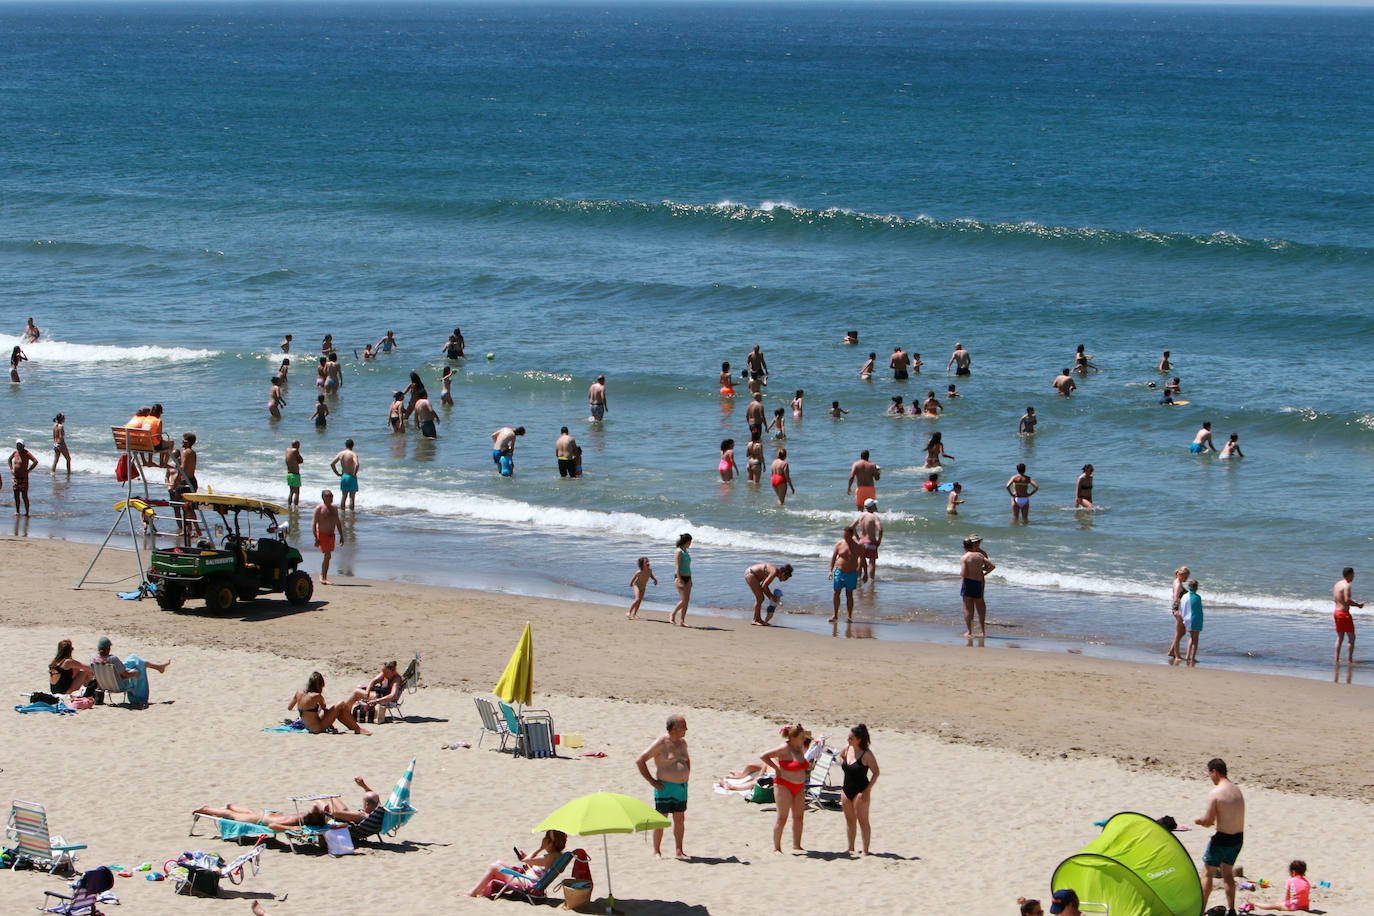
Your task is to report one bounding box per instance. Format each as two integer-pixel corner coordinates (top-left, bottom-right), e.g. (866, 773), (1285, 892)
(1, 536), (1370, 915)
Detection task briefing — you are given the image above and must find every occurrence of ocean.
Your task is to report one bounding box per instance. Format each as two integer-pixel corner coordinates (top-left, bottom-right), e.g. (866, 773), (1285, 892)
(2, 1), (1372, 683)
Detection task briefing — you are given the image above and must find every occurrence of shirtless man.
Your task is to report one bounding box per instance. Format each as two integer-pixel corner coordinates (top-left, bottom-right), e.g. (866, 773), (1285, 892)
(853, 499), (883, 583)
(745, 344), (768, 381)
(22, 317), (40, 343)
(412, 395), (440, 438)
(9, 439), (38, 515)
(330, 439), (360, 510)
(555, 427), (579, 477)
(828, 526), (862, 623)
(1333, 567), (1362, 666)
(1191, 422), (1216, 454)
(167, 434), (199, 542)
(1158, 349), (1172, 372)
(312, 490), (344, 585)
(1195, 757), (1245, 916)
(889, 346), (911, 381)
(959, 535), (995, 638)
(491, 426), (525, 476)
(1005, 463), (1038, 522)
(588, 375), (608, 421)
(846, 450), (881, 509)
(947, 342), (971, 376)
(636, 715), (691, 859)
(1018, 406), (1037, 434)
(745, 394), (766, 442)
(285, 440), (303, 507)
(1052, 369), (1076, 396)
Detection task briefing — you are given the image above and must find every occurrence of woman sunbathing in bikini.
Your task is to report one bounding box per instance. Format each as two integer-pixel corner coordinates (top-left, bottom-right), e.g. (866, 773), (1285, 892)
(194, 777), (380, 831)
(289, 671), (371, 735)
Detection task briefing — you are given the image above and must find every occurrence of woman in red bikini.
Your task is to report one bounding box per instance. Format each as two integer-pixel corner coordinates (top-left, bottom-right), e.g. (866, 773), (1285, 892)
(760, 724), (812, 853)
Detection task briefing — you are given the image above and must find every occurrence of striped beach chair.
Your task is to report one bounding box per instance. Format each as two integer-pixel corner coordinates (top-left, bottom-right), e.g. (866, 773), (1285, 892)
(7, 799), (86, 874)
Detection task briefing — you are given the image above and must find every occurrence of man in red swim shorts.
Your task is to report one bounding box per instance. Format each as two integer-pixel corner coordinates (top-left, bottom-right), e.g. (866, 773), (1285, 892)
(312, 489), (344, 586)
(1333, 566), (1362, 666)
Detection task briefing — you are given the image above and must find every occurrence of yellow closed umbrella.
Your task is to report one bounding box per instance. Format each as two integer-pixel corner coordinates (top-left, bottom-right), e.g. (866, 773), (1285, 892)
(493, 622), (533, 707)
(533, 792), (669, 913)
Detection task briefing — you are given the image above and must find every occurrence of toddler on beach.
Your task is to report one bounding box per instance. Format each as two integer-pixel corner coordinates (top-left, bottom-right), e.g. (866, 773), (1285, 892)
(1244, 859), (1310, 912)
(628, 557), (657, 619)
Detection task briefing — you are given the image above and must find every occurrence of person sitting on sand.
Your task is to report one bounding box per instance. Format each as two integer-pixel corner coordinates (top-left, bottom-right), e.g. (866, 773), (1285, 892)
(49, 639), (93, 697)
(91, 636), (169, 706)
(467, 829), (568, 897)
(289, 671), (371, 735)
(1246, 858), (1310, 912)
(356, 660), (406, 723)
(194, 777), (379, 832)
(745, 562), (793, 625)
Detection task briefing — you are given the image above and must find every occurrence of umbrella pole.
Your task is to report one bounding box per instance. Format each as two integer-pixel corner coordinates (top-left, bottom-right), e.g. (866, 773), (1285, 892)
(602, 834), (616, 914)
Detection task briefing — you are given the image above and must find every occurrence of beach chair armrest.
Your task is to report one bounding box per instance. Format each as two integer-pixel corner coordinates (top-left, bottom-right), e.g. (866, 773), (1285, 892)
(52, 841), (87, 852)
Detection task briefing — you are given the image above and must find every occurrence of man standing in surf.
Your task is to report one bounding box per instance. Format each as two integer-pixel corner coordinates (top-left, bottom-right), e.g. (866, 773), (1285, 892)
(588, 374), (608, 421)
(947, 342), (971, 376)
(1333, 567), (1362, 667)
(959, 535), (994, 639)
(846, 450), (881, 509)
(330, 439), (360, 510)
(853, 498), (883, 584)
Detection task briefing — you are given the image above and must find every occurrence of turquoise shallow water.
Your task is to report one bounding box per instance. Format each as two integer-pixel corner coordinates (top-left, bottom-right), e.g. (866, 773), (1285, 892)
(2, 2), (1372, 682)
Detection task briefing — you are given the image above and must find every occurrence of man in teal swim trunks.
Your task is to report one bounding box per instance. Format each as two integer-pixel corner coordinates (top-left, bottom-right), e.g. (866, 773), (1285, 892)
(330, 439), (360, 511)
(828, 525), (861, 623)
(636, 715), (690, 860)
(1195, 757), (1245, 916)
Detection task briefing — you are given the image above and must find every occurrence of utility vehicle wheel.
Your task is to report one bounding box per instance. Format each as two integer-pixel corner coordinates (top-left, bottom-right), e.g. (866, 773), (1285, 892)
(284, 570), (314, 606)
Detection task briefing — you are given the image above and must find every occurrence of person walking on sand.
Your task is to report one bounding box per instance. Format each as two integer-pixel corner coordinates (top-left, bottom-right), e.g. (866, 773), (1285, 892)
(1168, 566), (1190, 664)
(491, 426), (525, 476)
(51, 414), (71, 474)
(10, 439), (38, 515)
(1183, 579), (1204, 666)
(671, 534), (693, 626)
(1005, 463), (1038, 523)
(1074, 464), (1094, 509)
(828, 526), (862, 623)
(854, 498), (883, 584)
(761, 724), (811, 853)
(588, 374), (608, 421)
(769, 448), (795, 505)
(312, 490), (344, 585)
(330, 439), (360, 510)
(746, 562), (793, 625)
(947, 342), (971, 376)
(285, 440), (304, 507)
(1333, 566), (1362, 667)
(959, 535), (994, 639)
(627, 557), (657, 619)
(1195, 757), (1245, 916)
(838, 724), (879, 855)
(636, 715), (691, 859)
(847, 450), (880, 510)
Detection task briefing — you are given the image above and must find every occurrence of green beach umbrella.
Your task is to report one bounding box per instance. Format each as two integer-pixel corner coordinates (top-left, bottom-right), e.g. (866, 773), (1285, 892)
(493, 622), (533, 707)
(533, 791), (669, 913)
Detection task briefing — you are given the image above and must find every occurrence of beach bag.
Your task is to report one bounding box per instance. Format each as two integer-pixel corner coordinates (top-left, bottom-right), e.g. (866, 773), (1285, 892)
(28, 691), (57, 706)
(748, 782), (775, 804)
(324, 828), (357, 856)
(176, 865), (221, 897)
(570, 849), (592, 884)
(115, 453), (139, 482)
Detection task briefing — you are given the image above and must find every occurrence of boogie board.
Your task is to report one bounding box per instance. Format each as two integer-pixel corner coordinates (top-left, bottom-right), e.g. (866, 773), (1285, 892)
(1162, 399), (1191, 406)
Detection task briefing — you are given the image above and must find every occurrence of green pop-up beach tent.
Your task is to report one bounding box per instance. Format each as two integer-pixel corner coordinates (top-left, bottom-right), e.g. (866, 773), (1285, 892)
(1052, 812), (1203, 916)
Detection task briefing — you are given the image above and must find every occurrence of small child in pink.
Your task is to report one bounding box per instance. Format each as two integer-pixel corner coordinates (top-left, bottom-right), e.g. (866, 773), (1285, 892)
(1245, 859), (1310, 912)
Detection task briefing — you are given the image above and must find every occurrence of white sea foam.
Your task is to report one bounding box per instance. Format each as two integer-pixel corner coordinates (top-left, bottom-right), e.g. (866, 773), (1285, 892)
(1, 336), (217, 364)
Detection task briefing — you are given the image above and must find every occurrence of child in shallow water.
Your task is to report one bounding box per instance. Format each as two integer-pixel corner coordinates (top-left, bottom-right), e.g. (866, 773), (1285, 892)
(768, 407), (787, 439)
(627, 557), (657, 619)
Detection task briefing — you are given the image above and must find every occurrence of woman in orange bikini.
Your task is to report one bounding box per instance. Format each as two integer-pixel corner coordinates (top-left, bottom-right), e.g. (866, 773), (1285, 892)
(760, 724), (812, 853)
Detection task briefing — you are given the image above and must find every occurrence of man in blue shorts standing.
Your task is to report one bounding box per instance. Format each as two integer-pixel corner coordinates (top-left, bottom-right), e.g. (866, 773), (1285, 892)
(959, 535), (995, 639)
(828, 525), (862, 623)
(1195, 757), (1245, 916)
(636, 715), (690, 860)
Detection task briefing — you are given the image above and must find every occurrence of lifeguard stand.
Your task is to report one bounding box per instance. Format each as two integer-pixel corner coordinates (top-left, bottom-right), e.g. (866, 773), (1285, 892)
(74, 425), (177, 591)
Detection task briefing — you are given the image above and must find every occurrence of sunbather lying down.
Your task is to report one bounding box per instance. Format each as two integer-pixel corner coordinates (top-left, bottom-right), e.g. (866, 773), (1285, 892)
(195, 777), (380, 832)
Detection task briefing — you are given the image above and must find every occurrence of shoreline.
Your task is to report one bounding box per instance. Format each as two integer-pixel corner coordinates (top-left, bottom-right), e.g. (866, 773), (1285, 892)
(6, 536), (1371, 805)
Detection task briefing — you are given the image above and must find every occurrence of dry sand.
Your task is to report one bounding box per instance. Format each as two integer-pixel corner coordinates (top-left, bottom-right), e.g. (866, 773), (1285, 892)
(0, 537), (1370, 915)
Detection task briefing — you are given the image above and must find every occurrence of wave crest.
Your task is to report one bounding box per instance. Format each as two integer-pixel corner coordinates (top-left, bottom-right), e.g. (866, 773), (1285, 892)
(0, 337), (217, 364)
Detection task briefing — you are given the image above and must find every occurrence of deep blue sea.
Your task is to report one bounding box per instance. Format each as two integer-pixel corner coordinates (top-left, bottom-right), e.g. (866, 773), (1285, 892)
(2, 2), (1372, 682)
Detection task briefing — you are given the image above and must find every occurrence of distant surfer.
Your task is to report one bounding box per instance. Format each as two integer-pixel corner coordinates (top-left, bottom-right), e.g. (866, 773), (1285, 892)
(947, 342), (971, 376)
(1333, 567), (1361, 667)
(1190, 422), (1216, 454)
(1052, 369), (1076, 396)
(588, 374), (608, 421)
(1005, 463), (1038, 523)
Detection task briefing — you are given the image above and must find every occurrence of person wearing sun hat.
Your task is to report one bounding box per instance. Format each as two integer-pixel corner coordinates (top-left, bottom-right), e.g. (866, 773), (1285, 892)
(959, 534), (995, 639)
(1049, 888), (1081, 915)
(10, 438), (39, 516)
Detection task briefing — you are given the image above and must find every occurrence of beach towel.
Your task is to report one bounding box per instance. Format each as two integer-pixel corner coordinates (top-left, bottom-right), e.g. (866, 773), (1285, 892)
(262, 720), (308, 733)
(15, 702), (75, 715)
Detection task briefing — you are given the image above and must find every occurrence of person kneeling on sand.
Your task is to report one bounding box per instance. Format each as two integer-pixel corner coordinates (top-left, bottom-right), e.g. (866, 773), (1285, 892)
(195, 777), (379, 832)
(467, 829), (568, 897)
(289, 671), (371, 735)
(91, 636), (169, 706)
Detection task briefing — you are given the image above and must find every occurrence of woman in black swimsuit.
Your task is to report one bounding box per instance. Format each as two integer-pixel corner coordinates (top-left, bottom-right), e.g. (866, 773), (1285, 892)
(838, 724), (880, 855)
(49, 639), (92, 696)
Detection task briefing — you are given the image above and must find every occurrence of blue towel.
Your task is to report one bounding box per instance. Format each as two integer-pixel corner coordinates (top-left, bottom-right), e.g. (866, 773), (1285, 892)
(15, 702), (75, 714)
(263, 720), (308, 733)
